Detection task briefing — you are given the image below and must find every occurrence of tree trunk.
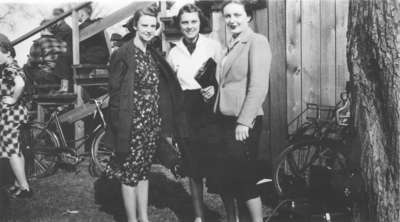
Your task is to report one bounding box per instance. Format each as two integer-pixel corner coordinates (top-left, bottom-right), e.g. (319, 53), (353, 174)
(347, 0), (400, 221)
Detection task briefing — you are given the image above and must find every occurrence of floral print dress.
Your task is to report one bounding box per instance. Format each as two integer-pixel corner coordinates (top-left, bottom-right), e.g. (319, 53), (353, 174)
(0, 61), (29, 159)
(106, 48), (162, 186)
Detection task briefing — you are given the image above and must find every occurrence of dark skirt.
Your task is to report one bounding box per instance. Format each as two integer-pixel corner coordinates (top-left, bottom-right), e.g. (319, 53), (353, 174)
(180, 90), (219, 179)
(207, 115), (263, 201)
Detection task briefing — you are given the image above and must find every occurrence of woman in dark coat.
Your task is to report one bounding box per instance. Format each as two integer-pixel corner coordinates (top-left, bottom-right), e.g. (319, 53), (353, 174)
(105, 6), (183, 222)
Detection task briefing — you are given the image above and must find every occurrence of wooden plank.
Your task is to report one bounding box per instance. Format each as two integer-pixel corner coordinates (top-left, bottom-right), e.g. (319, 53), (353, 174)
(321, 0), (336, 106)
(11, 2), (91, 46)
(72, 9), (85, 152)
(80, 1), (153, 42)
(302, 0), (321, 120)
(209, 12), (227, 47)
(253, 2), (271, 162)
(268, 0), (287, 159)
(254, 5), (269, 37)
(286, 0), (302, 134)
(335, 0), (350, 102)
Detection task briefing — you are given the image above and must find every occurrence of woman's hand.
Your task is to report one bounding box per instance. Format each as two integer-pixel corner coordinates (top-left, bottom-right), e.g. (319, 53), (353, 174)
(200, 86), (215, 100)
(2, 96), (17, 106)
(235, 124), (249, 141)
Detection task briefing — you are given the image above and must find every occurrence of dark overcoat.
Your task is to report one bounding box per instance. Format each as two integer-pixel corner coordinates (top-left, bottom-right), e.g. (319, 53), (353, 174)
(107, 40), (185, 154)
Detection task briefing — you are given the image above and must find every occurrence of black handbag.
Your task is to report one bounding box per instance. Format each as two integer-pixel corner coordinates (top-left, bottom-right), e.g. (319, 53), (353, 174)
(155, 136), (181, 170)
(194, 58), (217, 88)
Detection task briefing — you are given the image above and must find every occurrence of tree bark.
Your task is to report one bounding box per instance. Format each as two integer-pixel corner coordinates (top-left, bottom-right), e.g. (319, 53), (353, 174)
(347, 0), (400, 221)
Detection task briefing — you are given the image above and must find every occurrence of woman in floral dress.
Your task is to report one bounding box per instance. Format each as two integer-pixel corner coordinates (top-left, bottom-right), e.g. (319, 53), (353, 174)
(0, 40), (31, 198)
(106, 6), (183, 222)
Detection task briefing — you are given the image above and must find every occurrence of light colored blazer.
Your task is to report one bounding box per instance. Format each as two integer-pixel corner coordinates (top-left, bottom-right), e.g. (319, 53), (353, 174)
(214, 28), (272, 128)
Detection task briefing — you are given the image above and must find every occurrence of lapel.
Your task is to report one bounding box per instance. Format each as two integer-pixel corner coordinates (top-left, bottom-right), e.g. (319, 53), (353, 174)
(122, 40), (136, 90)
(176, 38), (192, 57)
(220, 28), (254, 81)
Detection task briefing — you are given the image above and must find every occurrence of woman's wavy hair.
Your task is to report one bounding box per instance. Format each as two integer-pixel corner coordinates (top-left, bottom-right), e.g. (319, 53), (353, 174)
(220, 0), (254, 21)
(174, 3), (210, 34)
(123, 4), (160, 34)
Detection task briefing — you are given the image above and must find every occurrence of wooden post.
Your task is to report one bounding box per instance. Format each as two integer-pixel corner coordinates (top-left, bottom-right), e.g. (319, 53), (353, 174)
(72, 9), (84, 152)
(160, 1), (167, 54)
(268, 0), (287, 159)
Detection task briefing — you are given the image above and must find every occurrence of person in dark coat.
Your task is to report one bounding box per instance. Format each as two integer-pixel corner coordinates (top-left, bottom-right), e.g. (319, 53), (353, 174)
(105, 6), (183, 222)
(50, 7), (72, 47)
(110, 33), (122, 53)
(23, 19), (68, 93)
(53, 4), (110, 93)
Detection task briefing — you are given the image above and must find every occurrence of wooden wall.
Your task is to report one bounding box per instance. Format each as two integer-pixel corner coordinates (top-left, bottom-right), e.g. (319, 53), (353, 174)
(210, 0), (350, 159)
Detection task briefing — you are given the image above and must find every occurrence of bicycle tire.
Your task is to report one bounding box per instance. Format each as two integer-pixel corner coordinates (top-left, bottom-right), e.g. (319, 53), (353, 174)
(20, 123), (60, 179)
(90, 128), (114, 177)
(273, 138), (347, 198)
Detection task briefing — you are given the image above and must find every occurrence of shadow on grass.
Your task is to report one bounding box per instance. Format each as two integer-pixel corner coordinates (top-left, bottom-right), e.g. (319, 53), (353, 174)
(94, 166), (221, 222)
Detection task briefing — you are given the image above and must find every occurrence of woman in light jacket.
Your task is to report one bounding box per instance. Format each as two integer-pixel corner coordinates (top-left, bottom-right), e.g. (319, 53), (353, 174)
(167, 4), (222, 222)
(211, 1), (272, 221)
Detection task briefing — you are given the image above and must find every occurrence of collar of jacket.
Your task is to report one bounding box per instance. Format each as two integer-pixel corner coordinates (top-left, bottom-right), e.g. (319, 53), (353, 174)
(233, 26), (253, 44)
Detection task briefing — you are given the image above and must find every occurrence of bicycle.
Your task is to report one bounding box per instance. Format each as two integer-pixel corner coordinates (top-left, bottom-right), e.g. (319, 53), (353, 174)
(20, 94), (114, 179)
(270, 92), (353, 221)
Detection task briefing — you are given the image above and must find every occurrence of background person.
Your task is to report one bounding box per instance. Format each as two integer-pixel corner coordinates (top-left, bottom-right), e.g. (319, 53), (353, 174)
(53, 4), (110, 95)
(211, 1), (272, 221)
(110, 33), (123, 53)
(23, 19), (68, 93)
(166, 4), (222, 222)
(50, 7), (72, 47)
(0, 39), (32, 198)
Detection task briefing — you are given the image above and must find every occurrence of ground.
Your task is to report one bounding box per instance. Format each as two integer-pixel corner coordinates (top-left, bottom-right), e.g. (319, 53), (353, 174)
(2, 161), (273, 222)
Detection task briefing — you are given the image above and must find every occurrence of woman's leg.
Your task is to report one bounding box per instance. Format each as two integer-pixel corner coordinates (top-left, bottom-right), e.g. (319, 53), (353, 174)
(245, 197), (263, 222)
(121, 183), (138, 222)
(136, 180), (149, 222)
(8, 154), (29, 190)
(221, 194), (238, 222)
(190, 177), (204, 222)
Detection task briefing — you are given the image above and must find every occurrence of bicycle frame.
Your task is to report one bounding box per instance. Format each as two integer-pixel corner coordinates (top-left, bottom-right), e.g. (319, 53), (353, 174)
(42, 98), (107, 152)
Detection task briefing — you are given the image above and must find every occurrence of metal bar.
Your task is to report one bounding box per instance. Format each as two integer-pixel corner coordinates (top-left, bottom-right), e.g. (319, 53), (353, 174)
(11, 1), (91, 46)
(80, 1), (152, 41)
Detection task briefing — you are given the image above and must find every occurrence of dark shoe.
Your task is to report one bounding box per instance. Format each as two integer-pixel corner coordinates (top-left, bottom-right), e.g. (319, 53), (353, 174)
(12, 188), (33, 199)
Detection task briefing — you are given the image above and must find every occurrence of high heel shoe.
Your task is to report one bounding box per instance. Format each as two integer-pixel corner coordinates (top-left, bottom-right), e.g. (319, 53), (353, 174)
(6, 185), (20, 196)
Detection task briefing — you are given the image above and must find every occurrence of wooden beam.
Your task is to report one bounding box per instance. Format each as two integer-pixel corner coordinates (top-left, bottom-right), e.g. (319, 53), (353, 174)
(321, 0), (336, 106)
(80, 1), (153, 42)
(268, 0), (287, 159)
(335, 0), (350, 103)
(286, 0), (302, 134)
(11, 2), (91, 46)
(72, 9), (85, 153)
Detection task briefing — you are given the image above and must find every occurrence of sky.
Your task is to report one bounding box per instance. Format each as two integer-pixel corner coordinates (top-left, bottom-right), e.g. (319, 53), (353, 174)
(0, 0), (193, 64)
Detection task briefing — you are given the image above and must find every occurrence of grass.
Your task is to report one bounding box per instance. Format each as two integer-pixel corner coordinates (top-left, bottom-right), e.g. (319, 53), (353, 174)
(2, 160), (275, 222)
(2, 161), (231, 222)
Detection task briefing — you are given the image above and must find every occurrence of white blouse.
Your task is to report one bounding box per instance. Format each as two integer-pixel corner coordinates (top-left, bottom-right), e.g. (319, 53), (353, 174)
(167, 34), (222, 90)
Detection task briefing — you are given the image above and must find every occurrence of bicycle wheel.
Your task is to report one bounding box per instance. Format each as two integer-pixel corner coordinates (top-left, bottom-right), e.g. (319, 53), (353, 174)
(20, 123), (60, 179)
(274, 139), (347, 198)
(90, 128), (114, 177)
